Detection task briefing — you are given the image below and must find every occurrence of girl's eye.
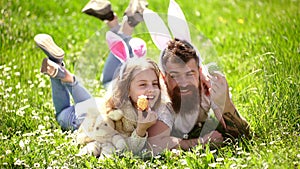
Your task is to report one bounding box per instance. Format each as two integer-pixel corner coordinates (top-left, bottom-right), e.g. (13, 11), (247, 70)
(139, 83), (146, 86)
(153, 82), (159, 86)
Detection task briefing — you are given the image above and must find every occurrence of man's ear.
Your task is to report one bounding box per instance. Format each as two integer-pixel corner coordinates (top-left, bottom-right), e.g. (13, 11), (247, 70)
(199, 65), (202, 75)
(160, 72), (166, 82)
(159, 72), (168, 89)
(199, 64), (212, 96)
(198, 65), (203, 82)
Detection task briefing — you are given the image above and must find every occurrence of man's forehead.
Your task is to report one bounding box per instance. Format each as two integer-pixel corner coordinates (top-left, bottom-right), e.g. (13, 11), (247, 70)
(165, 59), (198, 73)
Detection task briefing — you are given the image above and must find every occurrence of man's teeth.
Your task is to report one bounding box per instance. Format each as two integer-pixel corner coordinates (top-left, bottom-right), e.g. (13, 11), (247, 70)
(180, 89), (188, 93)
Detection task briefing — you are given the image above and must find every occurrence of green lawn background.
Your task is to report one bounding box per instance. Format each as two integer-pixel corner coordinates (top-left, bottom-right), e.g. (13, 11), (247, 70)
(1, 0), (299, 168)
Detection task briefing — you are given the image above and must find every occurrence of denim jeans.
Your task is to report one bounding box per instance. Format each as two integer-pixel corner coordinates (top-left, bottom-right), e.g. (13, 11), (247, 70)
(50, 77), (92, 131)
(102, 52), (121, 87)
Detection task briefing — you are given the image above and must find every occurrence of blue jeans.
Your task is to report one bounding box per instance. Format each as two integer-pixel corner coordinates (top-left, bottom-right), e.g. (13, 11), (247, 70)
(102, 52), (122, 87)
(102, 34), (132, 87)
(50, 77), (92, 131)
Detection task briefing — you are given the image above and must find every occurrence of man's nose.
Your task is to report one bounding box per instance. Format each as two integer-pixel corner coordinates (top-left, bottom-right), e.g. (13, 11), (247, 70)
(176, 76), (189, 87)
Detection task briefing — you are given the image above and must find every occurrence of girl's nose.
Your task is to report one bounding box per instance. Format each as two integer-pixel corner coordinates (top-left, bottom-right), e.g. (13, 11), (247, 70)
(146, 85), (155, 93)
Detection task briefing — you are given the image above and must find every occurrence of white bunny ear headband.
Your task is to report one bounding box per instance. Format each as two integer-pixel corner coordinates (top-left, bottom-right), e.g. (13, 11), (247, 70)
(106, 31), (147, 79)
(143, 0), (204, 72)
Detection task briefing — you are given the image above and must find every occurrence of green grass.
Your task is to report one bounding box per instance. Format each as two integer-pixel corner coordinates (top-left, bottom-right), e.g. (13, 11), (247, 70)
(1, 0), (299, 168)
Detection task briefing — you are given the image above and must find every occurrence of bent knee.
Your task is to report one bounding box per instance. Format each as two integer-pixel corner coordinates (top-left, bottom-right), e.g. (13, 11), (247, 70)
(56, 106), (80, 131)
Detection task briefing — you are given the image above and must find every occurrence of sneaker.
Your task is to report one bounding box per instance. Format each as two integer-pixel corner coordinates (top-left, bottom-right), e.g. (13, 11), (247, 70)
(41, 58), (66, 79)
(82, 0), (115, 21)
(124, 0), (148, 27)
(34, 34), (64, 64)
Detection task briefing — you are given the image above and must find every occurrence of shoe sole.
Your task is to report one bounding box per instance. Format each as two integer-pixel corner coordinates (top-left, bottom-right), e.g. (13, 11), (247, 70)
(34, 34), (64, 60)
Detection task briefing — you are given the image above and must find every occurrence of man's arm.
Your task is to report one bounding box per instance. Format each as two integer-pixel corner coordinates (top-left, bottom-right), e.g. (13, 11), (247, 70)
(209, 72), (251, 139)
(222, 101), (251, 139)
(147, 121), (224, 155)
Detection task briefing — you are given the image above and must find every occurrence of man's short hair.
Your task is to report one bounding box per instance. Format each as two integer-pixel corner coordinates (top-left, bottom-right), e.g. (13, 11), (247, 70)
(160, 38), (200, 74)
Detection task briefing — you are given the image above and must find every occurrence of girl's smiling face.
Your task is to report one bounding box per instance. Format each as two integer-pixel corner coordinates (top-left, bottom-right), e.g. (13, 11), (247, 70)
(129, 68), (160, 109)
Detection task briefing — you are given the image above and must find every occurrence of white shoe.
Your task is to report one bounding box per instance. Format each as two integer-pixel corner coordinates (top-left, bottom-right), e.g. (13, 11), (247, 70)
(82, 0), (115, 21)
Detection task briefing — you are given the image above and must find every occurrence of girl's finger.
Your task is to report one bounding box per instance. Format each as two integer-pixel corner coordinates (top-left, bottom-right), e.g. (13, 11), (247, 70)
(142, 111), (148, 118)
(146, 111), (157, 121)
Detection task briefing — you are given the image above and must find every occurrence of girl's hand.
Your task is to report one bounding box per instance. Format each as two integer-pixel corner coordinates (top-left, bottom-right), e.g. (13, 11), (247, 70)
(136, 108), (157, 137)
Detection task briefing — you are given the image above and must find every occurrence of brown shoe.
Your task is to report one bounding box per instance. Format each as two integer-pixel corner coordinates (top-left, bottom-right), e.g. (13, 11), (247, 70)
(82, 0), (115, 21)
(34, 34), (64, 65)
(124, 0), (148, 27)
(41, 58), (66, 79)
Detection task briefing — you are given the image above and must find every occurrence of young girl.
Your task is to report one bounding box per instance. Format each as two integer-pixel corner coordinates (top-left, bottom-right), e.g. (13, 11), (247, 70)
(34, 33), (172, 156)
(99, 56), (174, 155)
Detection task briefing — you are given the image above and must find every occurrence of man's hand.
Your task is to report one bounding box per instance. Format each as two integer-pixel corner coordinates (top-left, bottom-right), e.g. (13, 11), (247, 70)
(201, 130), (224, 146)
(209, 71), (230, 129)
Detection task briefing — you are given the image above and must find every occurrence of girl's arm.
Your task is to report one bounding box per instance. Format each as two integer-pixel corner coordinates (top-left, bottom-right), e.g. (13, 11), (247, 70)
(126, 109), (157, 155)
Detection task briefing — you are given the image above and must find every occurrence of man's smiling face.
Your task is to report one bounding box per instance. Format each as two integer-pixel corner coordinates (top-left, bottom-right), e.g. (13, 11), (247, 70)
(164, 58), (200, 113)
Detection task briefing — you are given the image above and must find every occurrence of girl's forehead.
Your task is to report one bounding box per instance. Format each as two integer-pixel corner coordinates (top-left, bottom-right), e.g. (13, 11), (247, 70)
(132, 68), (158, 81)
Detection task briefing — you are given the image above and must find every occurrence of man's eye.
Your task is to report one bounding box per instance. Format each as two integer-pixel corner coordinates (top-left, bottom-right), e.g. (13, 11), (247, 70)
(187, 72), (195, 77)
(169, 74), (177, 79)
(139, 83), (146, 86)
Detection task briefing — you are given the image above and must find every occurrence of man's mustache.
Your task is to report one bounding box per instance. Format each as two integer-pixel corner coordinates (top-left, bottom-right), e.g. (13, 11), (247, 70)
(173, 85), (197, 94)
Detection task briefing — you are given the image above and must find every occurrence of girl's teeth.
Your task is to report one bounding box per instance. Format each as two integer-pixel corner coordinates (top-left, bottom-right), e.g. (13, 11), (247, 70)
(147, 96), (154, 99)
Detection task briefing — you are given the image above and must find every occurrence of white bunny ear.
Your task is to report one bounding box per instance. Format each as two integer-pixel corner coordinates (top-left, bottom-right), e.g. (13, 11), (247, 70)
(106, 31), (130, 62)
(167, 0), (191, 43)
(129, 37), (147, 58)
(143, 8), (172, 51)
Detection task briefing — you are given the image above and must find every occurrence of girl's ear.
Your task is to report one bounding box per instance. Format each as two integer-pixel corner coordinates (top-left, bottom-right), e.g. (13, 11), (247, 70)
(167, 0), (191, 43)
(143, 8), (172, 51)
(106, 31), (129, 62)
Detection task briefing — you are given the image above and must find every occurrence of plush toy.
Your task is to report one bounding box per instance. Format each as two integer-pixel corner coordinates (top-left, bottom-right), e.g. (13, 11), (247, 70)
(75, 98), (127, 157)
(106, 101), (138, 137)
(77, 114), (127, 157)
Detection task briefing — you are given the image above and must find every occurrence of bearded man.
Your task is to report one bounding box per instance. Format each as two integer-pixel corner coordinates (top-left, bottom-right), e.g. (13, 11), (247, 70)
(147, 38), (250, 154)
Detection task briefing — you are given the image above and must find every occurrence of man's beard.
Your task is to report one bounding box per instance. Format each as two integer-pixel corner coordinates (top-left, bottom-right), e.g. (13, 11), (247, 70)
(169, 85), (200, 115)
